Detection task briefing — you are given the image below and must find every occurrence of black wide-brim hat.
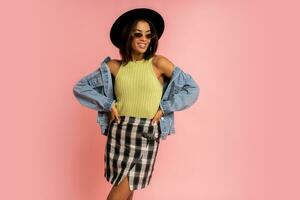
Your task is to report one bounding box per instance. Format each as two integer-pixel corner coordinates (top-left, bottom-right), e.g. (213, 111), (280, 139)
(110, 8), (165, 48)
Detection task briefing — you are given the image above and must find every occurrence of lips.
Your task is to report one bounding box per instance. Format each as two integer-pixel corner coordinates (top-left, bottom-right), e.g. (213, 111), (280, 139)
(137, 43), (147, 49)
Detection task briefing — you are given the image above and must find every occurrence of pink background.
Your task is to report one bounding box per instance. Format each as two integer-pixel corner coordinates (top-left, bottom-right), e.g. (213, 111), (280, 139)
(1, 0), (300, 199)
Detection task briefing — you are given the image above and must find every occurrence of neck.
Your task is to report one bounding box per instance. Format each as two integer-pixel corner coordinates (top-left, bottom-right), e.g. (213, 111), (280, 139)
(131, 52), (144, 61)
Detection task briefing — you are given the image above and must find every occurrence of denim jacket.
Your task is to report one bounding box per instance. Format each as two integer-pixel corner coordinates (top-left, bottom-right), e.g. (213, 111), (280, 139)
(73, 56), (200, 140)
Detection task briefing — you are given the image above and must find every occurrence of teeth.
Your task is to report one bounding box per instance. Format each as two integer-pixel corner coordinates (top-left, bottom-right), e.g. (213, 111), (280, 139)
(138, 43), (146, 48)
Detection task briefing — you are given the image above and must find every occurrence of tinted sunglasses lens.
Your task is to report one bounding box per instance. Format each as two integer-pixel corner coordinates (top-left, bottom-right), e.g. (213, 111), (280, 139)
(133, 32), (143, 38)
(146, 33), (155, 39)
(132, 32), (156, 39)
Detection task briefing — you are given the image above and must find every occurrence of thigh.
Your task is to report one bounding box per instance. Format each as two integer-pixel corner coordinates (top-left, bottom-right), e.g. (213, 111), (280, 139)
(107, 175), (132, 200)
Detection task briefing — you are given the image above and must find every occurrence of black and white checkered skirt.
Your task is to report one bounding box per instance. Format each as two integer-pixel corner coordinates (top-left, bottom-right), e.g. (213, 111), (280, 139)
(104, 115), (161, 191)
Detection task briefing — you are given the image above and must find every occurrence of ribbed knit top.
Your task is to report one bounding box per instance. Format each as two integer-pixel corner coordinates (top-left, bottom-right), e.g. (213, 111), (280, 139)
(114, 57), (163, 119)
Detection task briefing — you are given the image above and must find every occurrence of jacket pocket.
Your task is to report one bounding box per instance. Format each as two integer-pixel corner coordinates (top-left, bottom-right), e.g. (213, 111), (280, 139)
(168, 84), (183, 98)
(87, 71), (104, 89)
(89, 76), (105, 95)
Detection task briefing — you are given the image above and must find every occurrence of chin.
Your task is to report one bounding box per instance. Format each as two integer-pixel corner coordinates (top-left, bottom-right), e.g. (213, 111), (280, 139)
(134, 48), (147, 54)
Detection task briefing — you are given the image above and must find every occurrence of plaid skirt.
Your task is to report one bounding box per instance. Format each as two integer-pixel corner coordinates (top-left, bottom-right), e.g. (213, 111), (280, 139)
(104, 115), (161, 191)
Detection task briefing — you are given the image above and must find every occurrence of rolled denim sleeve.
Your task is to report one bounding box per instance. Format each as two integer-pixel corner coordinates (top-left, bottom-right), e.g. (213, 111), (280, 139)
(73, 70), (115, 112)
(160, 71), (200, 114)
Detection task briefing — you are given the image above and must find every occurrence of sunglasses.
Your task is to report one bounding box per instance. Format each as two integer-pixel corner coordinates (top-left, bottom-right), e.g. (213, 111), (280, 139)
(131, 32), (157, 40)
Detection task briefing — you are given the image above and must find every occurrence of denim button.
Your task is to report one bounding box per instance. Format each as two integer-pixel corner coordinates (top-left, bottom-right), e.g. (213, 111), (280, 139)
(161, 117), (164, 120)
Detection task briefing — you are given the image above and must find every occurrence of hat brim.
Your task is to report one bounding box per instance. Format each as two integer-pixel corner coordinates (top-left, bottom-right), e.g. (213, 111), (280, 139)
(110, 8), (165, 48)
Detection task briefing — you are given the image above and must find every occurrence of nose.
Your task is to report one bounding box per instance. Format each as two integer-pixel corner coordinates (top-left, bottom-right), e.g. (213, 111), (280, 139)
(138, 33), (148, 41)
(140, 35), (147, 41)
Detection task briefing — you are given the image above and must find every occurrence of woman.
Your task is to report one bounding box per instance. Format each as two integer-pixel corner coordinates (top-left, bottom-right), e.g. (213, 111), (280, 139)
(73, 8), (199, 200)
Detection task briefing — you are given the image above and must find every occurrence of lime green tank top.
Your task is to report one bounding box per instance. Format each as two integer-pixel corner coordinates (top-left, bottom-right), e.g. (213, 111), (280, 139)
(114, 57), (163, 119)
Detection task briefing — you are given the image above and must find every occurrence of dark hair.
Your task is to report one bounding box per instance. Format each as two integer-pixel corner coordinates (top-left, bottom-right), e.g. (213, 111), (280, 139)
(119, 18), (158, 65)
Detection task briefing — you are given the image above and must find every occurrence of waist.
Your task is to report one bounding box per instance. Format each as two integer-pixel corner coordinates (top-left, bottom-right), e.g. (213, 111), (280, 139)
(115, 101), (161, 119)
(112, 115), (158, 126)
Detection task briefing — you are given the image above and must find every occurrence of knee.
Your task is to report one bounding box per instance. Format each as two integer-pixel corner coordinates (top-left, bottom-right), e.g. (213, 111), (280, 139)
(106, 192), (122, 200)
(107, 193), (131, 200)
(127, 191), (134, 200)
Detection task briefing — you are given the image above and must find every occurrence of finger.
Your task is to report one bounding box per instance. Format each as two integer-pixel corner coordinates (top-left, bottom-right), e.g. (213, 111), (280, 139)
(112, 109), (119, 123)
(109, 115), (115, 123)
(153, 111), (162, 124)
(115, 114), (120, 123)
(151, 117), (158, 125)
(110, 115), (116, 123)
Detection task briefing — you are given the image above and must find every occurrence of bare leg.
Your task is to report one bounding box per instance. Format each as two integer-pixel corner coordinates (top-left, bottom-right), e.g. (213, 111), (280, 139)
(107, 176), (132, 200)
(127, 191), (134, 200)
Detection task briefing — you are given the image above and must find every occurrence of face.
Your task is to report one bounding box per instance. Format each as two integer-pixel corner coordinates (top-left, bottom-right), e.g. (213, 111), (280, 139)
(130, 20), (154, 55)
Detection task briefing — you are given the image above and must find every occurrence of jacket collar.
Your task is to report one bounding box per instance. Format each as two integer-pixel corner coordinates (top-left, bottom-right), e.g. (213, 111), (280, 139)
(99, 56), (112, 97)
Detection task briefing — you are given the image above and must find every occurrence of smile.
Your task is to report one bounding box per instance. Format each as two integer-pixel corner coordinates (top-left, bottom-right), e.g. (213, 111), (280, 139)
(137, 43), (147, 48)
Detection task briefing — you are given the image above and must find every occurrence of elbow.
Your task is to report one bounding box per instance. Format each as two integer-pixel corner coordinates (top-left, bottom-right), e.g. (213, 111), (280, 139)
(72, 81), (83, 98)
(72, 78), (87, 95)
(190, 84), (200, 104)
(73, 87), (78, 98)
(72, 83), (79, 96)
(195, 84), (200, 100)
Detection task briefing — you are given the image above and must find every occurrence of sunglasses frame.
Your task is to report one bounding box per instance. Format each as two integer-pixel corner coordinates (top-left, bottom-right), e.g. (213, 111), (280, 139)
(131, 32), (157, 40)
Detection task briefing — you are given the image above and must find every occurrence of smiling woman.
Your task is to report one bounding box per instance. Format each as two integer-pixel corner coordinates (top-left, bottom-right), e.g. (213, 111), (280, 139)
(117, 18), (159, 65)
(73, 7), (200, 200)
(130, 21), (156, 57)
